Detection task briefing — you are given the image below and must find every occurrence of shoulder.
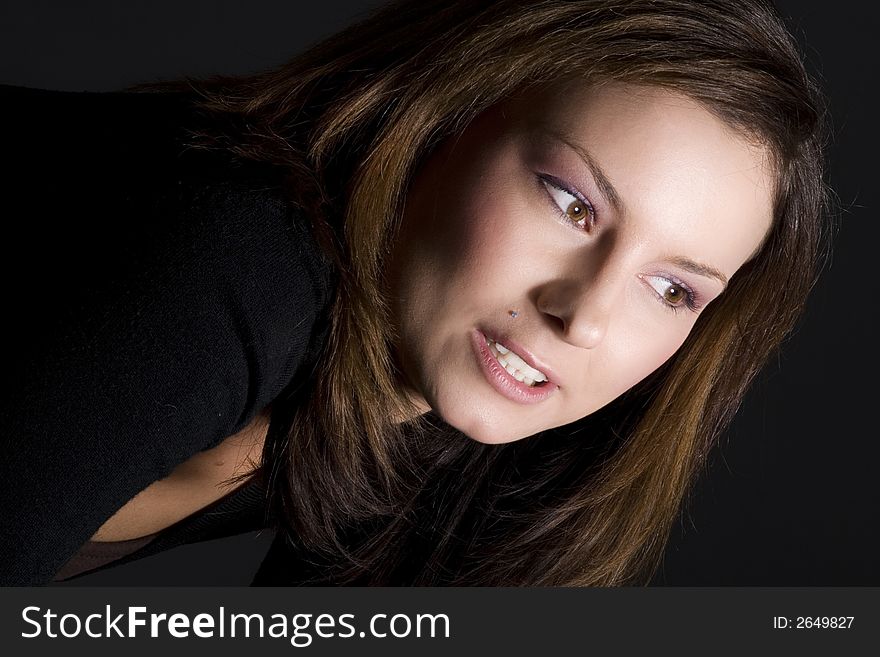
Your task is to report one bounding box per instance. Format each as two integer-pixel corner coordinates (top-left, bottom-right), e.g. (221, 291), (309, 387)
(5, 85), (337, 437)
(4, 83), (336, 328)
(0, 86), (337, 584)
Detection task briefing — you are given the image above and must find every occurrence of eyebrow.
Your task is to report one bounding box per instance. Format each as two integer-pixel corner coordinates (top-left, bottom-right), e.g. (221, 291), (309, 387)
(536, 126), (729, 289)
(537, 126), (624, 215)
(667, 256), (729, 289)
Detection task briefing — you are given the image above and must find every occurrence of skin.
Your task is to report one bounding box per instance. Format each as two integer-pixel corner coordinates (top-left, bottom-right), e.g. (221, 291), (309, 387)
(88, 83), (775, 542)
(385, 82), (775, 444)
(91, 410), (268, 541)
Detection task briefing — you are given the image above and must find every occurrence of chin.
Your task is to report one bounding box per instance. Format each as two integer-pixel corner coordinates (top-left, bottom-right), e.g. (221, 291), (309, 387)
(464, 431), (519, 445)
(426, 382), (531, 445)
(438, 403), (523, 445)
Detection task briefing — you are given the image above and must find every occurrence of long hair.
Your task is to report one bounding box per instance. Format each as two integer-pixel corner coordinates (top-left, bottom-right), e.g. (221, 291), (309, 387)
(131, 0), (830, 585)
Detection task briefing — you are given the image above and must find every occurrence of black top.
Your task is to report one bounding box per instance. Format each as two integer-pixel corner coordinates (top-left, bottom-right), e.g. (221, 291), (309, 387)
(0, 84), (336, 585)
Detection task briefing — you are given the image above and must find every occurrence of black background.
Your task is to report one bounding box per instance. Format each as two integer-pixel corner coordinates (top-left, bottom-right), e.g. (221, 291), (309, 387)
(1, 0), (875, 586)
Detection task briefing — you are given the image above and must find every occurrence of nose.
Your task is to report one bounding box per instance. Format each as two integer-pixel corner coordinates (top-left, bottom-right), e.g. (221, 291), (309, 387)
(537, 278), (617, 349)
(536, 234), (630, 351)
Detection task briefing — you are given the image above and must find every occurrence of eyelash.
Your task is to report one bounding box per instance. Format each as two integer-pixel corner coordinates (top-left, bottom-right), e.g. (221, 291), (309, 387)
(537, 174), (702, 315)
(537, 174), (597, 231)
(642, 274), (703, 314)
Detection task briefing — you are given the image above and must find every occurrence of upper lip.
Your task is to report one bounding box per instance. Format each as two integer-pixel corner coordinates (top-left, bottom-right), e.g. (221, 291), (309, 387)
(480, 328), (561, 387)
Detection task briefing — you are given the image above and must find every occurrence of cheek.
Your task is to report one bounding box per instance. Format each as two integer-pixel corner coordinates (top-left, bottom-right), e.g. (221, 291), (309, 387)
(422, 134), (535, 288)
(601, 319), (693, 403)
(435, 182), (528, 286)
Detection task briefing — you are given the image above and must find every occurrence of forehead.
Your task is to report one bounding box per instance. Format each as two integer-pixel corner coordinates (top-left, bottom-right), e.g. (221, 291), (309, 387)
(508, 82), (776, 274)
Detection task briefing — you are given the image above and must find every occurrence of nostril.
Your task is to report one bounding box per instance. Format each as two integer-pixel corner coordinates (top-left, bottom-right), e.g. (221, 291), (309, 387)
(548, 314), (567, 335)
(536, 292), (578, 337)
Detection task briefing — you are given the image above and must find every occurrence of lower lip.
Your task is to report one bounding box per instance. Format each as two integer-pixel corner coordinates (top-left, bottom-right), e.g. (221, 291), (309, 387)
(470, 329), (558, 405)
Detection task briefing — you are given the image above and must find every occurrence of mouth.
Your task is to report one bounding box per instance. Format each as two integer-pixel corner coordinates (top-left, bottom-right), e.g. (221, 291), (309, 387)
(471, 329), (559, 405)
(485, 337), (550, 387)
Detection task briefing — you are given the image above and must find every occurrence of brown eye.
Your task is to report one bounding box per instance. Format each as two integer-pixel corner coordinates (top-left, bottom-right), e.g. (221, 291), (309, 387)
(642, 274), (697, 313)
(566, 200), (588, 223)
(541, 178), (594, 230)
(663, 284), (685, 305)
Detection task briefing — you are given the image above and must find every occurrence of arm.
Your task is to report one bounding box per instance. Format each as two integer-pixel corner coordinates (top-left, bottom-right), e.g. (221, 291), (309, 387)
(0, 85), (332, 583)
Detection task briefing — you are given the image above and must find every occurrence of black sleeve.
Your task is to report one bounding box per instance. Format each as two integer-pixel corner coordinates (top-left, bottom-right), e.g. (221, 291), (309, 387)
(0, 85), (332, 585)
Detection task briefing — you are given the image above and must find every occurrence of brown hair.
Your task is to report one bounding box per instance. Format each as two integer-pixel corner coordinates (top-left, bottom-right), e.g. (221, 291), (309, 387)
(133, 0), (830, 585)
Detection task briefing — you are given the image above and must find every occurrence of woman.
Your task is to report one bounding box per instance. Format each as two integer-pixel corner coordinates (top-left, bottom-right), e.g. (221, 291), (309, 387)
(0, 0), (829, 586)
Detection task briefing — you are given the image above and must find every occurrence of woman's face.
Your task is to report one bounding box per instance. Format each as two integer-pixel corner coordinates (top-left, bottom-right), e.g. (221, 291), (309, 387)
(385, 82), (774, 444)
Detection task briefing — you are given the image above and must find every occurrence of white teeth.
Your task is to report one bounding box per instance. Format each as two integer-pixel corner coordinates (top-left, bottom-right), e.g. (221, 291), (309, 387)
(505, 351), (531, 373)
(488, 338), (548, 384)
